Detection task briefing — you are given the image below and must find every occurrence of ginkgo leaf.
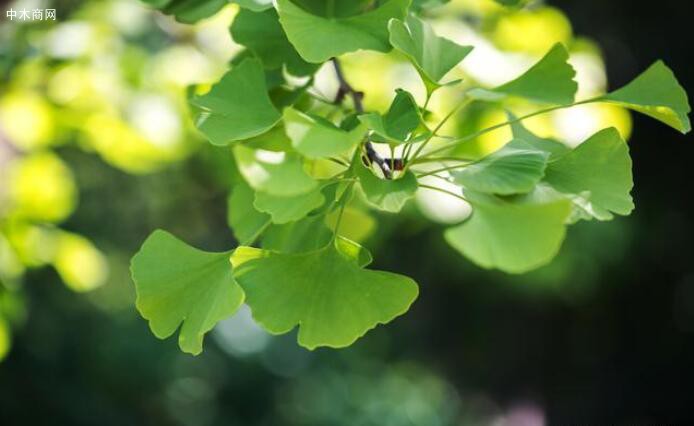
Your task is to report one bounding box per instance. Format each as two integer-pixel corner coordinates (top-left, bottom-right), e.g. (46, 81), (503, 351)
(276, 0), (409, 63)
(469, 43), (577, 105)
(358, 89), (423, 144)
(355, 159), (419, 213)
(452, 139), (549, 195)
(508, 112), (569, 159)
(131, 230), (244, 355)
(234, 145), (319, 196)
(230, 8), (318, 77)
(254, 186), (327, 224)
(601, 61), (691, 134)
(388, 16), (473, 94)
(191, 58), (281, 145)
(544, 128), (634, 221)
(262, 216), (334, 253)
(142, 0), (227, 23)
(231, 238), (418, 349)
(445, 191), (572, 274)
(228, 182), (271, 245)
(283, 108), (367, 158)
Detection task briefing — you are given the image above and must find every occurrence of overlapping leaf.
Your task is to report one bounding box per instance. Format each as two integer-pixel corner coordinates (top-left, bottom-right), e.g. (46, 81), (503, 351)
(283, 108), (367, 158)
(141, 0), (227, 23)
(358, 89), (423, 144)
(231, 238), (418, 349)
(254, 186), (327, 224)
(355, 159), (418, 213)
(234, 145), (318, 196)
(191, 58), (281, 145)
(601, 61), (691, 133)
(469, 43), (577, 104)
(445, 191), (572, 274)
(509, 113), (569, 159)
(389, 16), (473, 94)
(230, 8), (318, 76)
(131, 230), (244, 355)
(544, 128), (634, 221)
(452, 139), (549, 195)
(276, 0), (409, 63)
(228, 182), (271, 245)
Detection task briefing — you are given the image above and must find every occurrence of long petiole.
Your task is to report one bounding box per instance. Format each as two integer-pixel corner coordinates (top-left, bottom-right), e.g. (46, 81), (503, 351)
(415, 163), (473, 178)
(419, 184), (469, 203)
(331, 182), (354, 240)
(418, 97), (599, 160)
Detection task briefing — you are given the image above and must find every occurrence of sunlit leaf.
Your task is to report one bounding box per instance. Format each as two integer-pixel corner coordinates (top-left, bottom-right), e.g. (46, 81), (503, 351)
(411, 0), (450, 12)
(358, 89), (423, 144)
(469, 43), (577, 104)
(493, 0), (526, 6)
(276, 0), (409, 63)
(227, 182), (271, 245)
(602, 61), (691, 133)
(234, 145), (319, 196)
(131, 230), (244, 355)
(254, 186), (327, 224)
(191, 58), (281, 145)
(355, 159), (418, 213)
(230, 8), (318, 77)
(283, 107), (367, 158)
(231, 238), (418, 349)
(389, 16), (473, 94)
(445, 191), (572, 274)
(544, 128), (634, 221)
(452, 139), (549, 195)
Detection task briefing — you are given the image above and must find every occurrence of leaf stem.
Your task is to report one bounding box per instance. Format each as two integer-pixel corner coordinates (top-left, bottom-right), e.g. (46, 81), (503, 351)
(419, 184), (469, 203)
(419, 97), (599, 160)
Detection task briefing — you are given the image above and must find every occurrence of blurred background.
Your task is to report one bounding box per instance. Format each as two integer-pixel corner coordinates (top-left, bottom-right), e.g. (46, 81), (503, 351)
(0, 0), (692, 424)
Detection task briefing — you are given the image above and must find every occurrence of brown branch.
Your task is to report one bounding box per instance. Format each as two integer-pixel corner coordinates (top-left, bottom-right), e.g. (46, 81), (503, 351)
(331, 58), (393, 179)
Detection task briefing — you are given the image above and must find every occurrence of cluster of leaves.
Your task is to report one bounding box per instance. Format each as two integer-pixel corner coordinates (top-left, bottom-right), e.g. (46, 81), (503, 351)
(132, 0), (691, 354)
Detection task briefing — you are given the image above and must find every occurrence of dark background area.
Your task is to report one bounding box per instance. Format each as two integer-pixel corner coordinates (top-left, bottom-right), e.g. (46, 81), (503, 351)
(1, 0), (693, 424)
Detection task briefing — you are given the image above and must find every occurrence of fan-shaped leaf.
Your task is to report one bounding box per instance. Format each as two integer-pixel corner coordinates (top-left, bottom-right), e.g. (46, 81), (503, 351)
(389, 16), (473, 94)
(544, 128), (634, 221)
(358, 89), (423, 144)
(469, 43), (577, 105)
(355, 160), (418, 213)
(276, 0), (410, 63)
(227, 182), (271, 245)
(602, 61), (691, 134)
(191, 58), (281, 145)
(254, 187), (326, 224)
(131, 230), (244, 355)
(234, 146), (318, 196)
(452, 139), (549, 195)
(231, 238), (418, 349)
(445, 191), (572, 274)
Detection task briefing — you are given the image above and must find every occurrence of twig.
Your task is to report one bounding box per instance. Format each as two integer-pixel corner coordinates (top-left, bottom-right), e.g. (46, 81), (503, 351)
(331, 58), (393, 179)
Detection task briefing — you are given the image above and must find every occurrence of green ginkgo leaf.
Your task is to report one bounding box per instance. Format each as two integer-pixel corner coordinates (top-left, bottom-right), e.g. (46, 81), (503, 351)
(358, 89), (423, 144)
(388, 16), (473, 94)
(276, 0), (410, 63)
(544, 128), (634, 221)
(283, 108), (367, 158)
(261, 215), (334, 253)
(231, 237), (418, 349)
(452, 139), (549, 195)
(142, 0), (227, 23)
(228, 182), (271, 245)
(355, 159), (418, 213)
(131, 230), (244, 355)
(445, 191), (572, 274)
(234, 145), (319, 196)
(509, 112), (569, 159)
(469, 43), (577, 105)
(601, 61), (691, 134)
(254, 186), (327, 224)
(191, 58), (281, 145)
(230, 8), (318, 76)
